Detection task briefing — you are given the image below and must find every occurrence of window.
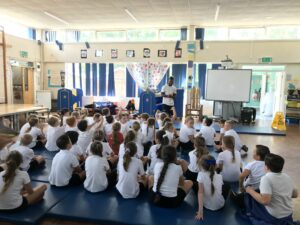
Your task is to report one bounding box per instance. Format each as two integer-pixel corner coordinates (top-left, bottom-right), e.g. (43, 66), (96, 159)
(127, 29), (158, 41)
(159, 29), (181, 41)
(66, 30), (79, 42)
(79, 31), (96, 42)
(96, 31), (126, 42)
(114, 64), (126, 97)
(205, 28), (229, 40)
(56, 30), (66, 42)
(266, 26), (300, 40)
(1, 20), (29, 39)
(229, 28), (265, 40)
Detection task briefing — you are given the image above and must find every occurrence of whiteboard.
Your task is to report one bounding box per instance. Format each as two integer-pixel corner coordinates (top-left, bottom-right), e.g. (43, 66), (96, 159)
(36, 90), (52, 109)
(205, 69), (252, 102)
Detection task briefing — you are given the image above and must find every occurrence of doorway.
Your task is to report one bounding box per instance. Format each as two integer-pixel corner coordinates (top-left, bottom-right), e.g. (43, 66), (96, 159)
(243, 65), (285, 119)
(12, 66), (34, 104)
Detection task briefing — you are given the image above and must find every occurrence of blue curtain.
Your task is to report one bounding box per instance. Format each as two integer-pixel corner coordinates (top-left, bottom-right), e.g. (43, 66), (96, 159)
(126, 68), (136, 97)
(99, 64), (106, 96)
(138, 87), (143, 97)
(72, 63), (76, 88)
(172, 64), (187, 88)
(180, 28), (187, 40)
(107, 63), (115, 96)
(198, 64), (207, 98)
(157, 68), (170, 91)
(85, 63), (91, 96)
(74, 31), (80, 42)
(28, 28), (36, 40)
(79, 63), (82, 89)
(92, 63), (97, 96)
(212, 64), (222, 69)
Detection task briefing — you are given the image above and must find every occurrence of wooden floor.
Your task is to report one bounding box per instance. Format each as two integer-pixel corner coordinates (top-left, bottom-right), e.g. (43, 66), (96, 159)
(0, 123), (299, 225)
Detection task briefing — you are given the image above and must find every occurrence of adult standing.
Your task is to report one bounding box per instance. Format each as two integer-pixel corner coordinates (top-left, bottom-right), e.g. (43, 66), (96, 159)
(161, 77), (177, 116)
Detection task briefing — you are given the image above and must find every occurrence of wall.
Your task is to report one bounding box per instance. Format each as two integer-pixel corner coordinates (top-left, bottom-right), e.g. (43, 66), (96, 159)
(0, 34), (41, 103)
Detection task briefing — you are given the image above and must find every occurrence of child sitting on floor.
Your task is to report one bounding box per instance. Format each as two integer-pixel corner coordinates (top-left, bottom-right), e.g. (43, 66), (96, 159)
(155, 111), (168, 130)
(84, 142), (116, 193)
(104, 115), (114, 139)
(197, 118), (216, 147)
(66, 131), (85, 162)
(108, 122), (124, 156)
(22, 117), (45, 149)
(86, 130), (118, 168)
(131, 121), (145, 158)
(119, 130), (136, 159)
(179, 116), (196, 152)
(224, 120), (248, 153)
(195, 155), (229, 220)
(149, 145), (193, 208)
(49, 134), (85, 187)
(46, 116), (65, 151)
(244, 153), (298, 224)
(216, 136), (241, 182)
(116, 142), (148, 199)
(184, 136), (208, 182)
(215, 119), (226, 153)
(0, 151), (47, 212)
(141, 117), (156, 156)
(240, 145), (270, 192)
(65, 116), (79, 132)
(163, 121), (178, 147)
(77, 115), (103, 152)
(147, 130), (169, 175)
(14, 134), (45, 171)
(119, 113), (130, 137)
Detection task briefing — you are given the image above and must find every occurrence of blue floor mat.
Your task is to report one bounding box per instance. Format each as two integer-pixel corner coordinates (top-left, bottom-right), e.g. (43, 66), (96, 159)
(29, 159), (52, 183)
(47, 186), (251, 225)
(0, 182), (71, 225)
(169, 121), (285, 136)
(34, 148), (58, 160)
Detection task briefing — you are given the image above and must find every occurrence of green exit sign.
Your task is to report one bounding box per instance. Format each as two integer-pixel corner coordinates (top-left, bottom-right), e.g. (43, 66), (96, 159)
(260, 57), (272, 63)
(20, 51), (28, 58)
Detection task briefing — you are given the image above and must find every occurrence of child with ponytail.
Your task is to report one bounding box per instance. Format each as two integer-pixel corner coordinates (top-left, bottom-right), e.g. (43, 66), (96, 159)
(108, 122), (124, 155)
(116, 142), (147, 199)
(216, 135), (241, 182)
(22, 117), (45, 149)
(184, 136), (208, 182)
(141, 117), (156, 156)
(0, 151), (47, 212)
(195, 155), (229, 220)
(149, 145), (193, 208)
(119, 130), (136, 158)
(131, 121), (145, 157)
(146, 130), (169, 175)
(84, 142), (116, 193)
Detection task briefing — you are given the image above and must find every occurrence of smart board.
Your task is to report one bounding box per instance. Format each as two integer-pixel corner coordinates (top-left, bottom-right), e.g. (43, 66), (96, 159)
(205, 69), (252, 102)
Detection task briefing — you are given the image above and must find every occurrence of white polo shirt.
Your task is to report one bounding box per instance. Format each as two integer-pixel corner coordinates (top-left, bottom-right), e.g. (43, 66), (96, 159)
(179, 124), (196, 143)
(216, 149), (241, 182)
(46, 126), (65, 151)
(224, 129), (242, 151)
(49, 150), (79, 187)
(161, 84), (177, 106)
(198, 125), (216, 146)
(84, 155), (110, 193)
(116, 157), (145, 199)
(13, 145), (35, 171)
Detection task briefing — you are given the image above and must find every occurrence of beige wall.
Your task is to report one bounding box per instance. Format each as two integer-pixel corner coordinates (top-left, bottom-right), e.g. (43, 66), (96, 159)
(0, 34), (41, 103)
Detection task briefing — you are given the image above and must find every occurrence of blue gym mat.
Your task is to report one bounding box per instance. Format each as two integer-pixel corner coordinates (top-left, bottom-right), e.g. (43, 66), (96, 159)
(47, 186), (251, 225)
(0, 182), (71, 225)
(34, 147), (58, 160)
(168, 121), (286, 136)
(29, 158), (52, 183)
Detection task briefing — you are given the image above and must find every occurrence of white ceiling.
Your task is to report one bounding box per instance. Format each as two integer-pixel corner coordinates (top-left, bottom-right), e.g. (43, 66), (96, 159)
(1, 0), (300, 29)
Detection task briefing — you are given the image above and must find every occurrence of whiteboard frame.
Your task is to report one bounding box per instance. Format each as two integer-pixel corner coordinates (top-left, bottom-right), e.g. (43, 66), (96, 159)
(205, 69), (252, 102)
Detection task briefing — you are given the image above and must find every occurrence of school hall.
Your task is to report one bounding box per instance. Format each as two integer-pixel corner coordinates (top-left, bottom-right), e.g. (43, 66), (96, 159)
(0, 0), (299, 225)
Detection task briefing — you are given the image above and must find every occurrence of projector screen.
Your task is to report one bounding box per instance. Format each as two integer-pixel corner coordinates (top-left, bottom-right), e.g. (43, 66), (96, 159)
(205, 69), (252, 102)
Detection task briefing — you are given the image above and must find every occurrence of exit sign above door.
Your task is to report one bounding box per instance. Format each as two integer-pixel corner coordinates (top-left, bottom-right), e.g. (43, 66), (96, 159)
(259, 57), (272, 63)
(20, 51), (28, 58)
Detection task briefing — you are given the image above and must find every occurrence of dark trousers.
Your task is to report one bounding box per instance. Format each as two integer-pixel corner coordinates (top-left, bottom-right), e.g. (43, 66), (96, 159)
(162, 104), (173, 116)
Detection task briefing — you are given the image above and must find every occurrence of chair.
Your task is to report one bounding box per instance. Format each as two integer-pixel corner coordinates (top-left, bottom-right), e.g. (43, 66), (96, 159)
(185, 87), (203, 120)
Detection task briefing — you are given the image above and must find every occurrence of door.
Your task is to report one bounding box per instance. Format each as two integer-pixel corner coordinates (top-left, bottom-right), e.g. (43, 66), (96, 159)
(23, 68), (34, 104)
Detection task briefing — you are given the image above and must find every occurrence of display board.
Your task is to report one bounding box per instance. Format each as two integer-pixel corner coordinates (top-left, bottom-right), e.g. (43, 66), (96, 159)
(36, 90), (52, 109)
(205, 69), (252, 102)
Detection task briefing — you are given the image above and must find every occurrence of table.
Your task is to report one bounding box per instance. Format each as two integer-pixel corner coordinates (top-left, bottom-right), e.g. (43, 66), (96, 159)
(0, 104), (49, 131)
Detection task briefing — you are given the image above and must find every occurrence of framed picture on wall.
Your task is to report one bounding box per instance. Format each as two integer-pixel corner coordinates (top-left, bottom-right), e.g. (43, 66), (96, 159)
(126, 50), (135, 58)
(95, 49), (103, 57)
(143, 48), (150, 58)
(158, 50), (167, 57)
(81, 49), (87, 59)
(111, 49), (118, 59)
(175, 48), (182, 58)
